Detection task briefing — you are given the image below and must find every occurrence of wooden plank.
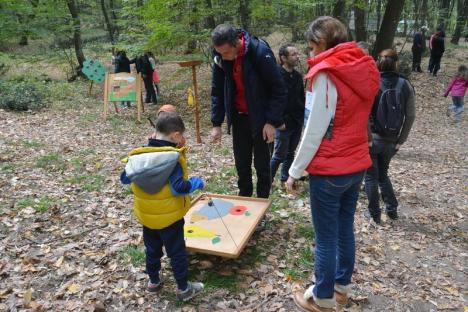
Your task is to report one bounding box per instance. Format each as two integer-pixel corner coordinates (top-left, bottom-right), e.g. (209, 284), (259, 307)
(184, 193), (271, 258)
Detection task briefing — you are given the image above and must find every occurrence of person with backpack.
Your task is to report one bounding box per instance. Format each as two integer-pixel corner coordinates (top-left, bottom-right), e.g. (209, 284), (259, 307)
(210, 24), (287, 199)
(136, 52), (157, 104)
(365, 49), (416, 224)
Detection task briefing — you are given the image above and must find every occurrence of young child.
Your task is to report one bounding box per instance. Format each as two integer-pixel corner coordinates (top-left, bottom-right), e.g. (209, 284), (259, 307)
(444, 65), (468, 123)
(120, 112), (205, 301)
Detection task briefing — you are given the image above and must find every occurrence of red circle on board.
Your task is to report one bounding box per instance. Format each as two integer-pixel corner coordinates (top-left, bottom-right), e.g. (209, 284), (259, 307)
(229, 206), (247, 215)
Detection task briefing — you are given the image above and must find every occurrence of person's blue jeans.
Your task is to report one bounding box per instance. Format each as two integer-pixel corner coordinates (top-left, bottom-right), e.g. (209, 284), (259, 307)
(143, 219), (188, 290)
(309, 171), (365, 300)
(270, 126), (302, 182)
(452, 96), (464, 122)
(364, 140), (398, 219)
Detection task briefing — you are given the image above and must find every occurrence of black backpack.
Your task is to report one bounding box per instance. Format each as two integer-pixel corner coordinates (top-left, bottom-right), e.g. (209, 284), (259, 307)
(373, 78), (406, 138)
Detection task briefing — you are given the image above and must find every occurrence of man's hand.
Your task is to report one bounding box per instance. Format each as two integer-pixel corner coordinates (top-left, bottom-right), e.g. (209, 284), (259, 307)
(211, 127), (222, 143)
(263, 123), (275, 143)
(395, 144), (401, 151)
(285, 176), (299, 195)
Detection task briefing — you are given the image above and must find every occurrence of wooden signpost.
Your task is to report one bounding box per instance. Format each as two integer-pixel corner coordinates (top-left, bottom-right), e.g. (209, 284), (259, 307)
(176, 60), (203, 143)
(103, 72), (144, 122)
(184, 194), (271, 258)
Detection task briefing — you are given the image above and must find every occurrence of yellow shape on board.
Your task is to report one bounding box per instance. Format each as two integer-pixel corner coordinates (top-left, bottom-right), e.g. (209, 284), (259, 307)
(184, 225), (217, 238)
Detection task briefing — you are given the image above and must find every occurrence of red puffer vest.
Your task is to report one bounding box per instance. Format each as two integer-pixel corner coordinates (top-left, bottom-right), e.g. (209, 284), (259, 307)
(305, 42), (380, 176)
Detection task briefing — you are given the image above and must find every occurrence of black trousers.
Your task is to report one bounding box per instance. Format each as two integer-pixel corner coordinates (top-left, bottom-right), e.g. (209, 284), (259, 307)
(143, 73), (157, 103)
(411, 47), (423, 71)
(428, 55), (442, 75)
(232, 113), (271, 198)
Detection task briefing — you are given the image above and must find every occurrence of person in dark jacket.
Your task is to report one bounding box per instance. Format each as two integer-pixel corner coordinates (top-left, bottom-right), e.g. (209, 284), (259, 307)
(428, 28), (445, 76)
(411, 27), (426, 72)
(365, 49), (416, 224)
(136, 52), (157, 104)
(210, 24), (287, 198)
(270, 43), (305, 186)
(114, 51), (133, 74)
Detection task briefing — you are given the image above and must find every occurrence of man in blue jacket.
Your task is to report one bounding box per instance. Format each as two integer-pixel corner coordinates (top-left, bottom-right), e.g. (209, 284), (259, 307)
(210, 24), (287, 198)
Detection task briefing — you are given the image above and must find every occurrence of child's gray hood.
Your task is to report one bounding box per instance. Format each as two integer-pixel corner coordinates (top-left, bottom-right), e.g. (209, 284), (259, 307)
(125, 151), (179, 194)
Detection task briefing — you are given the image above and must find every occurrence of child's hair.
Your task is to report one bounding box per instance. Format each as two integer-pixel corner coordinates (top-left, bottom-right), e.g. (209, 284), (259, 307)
(456, 65), (468, 79)
(155, 112), (185, 135)
(377, 49), (399, 72)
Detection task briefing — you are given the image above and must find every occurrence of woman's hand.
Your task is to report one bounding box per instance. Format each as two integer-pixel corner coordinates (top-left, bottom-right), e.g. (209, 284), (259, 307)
(285, 176), (299, 195)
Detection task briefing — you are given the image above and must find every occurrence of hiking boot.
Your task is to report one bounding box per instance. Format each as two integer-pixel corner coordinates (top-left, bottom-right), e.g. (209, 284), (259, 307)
(293, 291), (335, 312)
(387, 210), (398, 220)
(177, 281), (204, 302)
(147, 280), (161, 292)
(335, 291), (348, 306)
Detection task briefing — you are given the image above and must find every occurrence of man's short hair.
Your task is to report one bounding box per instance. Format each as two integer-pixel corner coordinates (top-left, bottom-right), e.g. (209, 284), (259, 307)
(155, 112), (185, 135)
(278, 43), (295, 63)
(212, 24), (238, 47)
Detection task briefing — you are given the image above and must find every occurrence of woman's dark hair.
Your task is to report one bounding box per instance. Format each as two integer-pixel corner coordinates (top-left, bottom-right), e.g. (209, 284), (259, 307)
(155, 112), (185, 135)
(278, 43), (295, 65)
(306, 16), (348, 49)
(211, 24), (238, 47)
(377, 49), (399, 72)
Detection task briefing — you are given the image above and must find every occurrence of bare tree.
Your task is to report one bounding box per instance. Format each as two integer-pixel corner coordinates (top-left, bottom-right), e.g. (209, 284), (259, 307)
(354, 0), (367, 41)
(437, 0), (452, 30)
(100, 0), (115, 43)
(66, 0), (86, 78)
(332, 0), (347, 23)
(239, 0), (250, 31)
(373, 0), (405, 56)
(451, 0), (467, 44)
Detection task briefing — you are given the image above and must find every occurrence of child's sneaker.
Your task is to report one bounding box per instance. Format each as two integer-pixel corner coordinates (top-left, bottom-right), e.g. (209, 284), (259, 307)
(177, 281), (204, 301)
(147, 280), (161, 292)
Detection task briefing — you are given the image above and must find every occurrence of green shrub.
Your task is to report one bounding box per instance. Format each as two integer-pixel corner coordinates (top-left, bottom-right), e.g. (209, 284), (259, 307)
(0, 80), (46, 111)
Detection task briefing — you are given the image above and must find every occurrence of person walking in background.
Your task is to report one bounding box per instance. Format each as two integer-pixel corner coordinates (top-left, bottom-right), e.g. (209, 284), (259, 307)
(270, 43), (305, 187)
(444, 65), (468, 123)
(210, 24), (287, 199)
(286, 16), (380, 311)
(412, 27), (427, 72)
(136, 52), (157, 104)
(365, 49), (416, 224)
(428, 28), (445, 76)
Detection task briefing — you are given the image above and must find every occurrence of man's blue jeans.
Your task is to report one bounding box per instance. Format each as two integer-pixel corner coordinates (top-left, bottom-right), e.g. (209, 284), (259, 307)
(270, 126), (302, 182)
(309, 171), (365, 300)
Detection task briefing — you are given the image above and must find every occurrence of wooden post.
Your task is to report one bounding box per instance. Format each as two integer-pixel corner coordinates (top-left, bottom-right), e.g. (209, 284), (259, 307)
(191, 65), (202, 143)
(103, 73), (109, 120)
(136, 74), (142, 123)
(88, 80), (94, 96)
(177, 60), (203, 144)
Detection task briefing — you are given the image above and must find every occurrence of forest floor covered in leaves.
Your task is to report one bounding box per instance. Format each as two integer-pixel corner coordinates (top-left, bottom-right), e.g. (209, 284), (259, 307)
(0, 40), (467, 312)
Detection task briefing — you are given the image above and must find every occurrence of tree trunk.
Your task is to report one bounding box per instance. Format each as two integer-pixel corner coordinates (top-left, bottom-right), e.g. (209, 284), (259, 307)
(204, 0), (216, 29)
(66, 0), (86, 77)
(373, 0), (406, 57)
(413, 0), (421, 30)
(332, 0), (347, 23)
(100, 0), (115, 43)
(239, 0), (250, 31)
(376, 0), (382, 32)
(420, 0), (428, 26)
(437, 0), (452, 30)
(451, 0), (467, 44)
(354, 0), (367, 41)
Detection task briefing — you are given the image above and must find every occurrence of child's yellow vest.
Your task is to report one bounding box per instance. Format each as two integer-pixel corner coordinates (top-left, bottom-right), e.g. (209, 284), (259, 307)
(128, 146), (190, 229)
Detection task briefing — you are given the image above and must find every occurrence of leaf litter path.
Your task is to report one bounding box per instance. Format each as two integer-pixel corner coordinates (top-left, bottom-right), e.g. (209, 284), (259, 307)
(0, 59), (467, 312)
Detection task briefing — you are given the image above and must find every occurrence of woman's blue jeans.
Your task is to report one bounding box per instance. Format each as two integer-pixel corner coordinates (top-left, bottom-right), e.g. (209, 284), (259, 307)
(309, 171), (365, 299)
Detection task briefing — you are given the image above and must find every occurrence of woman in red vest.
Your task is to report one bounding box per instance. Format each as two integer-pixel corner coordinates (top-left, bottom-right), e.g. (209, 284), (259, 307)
(286, 16), (380, 312)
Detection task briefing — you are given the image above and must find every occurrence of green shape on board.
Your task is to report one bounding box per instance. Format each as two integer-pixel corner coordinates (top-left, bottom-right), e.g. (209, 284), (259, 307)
(211, 236), (221, 245)
(245, 211), (251, 216)
(82, 59), (106, 83)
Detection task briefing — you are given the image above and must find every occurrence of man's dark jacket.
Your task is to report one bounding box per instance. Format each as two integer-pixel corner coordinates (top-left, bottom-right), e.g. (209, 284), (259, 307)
(211, 30), (287, 136)
(279, 66), (305, 129)
(115, 54), (132, 73)
(431, 36), (445, 57)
